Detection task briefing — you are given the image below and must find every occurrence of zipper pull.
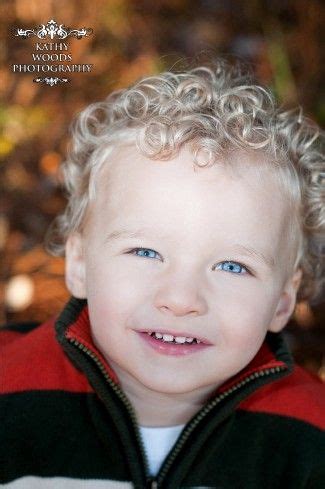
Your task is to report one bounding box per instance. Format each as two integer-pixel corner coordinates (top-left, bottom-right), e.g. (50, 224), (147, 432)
(147, 479), (158, 489)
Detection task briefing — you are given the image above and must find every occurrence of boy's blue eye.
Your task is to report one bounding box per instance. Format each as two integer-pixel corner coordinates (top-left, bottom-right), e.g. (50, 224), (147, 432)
(132, 248), (159, 259)
(215, 261), (247, 274)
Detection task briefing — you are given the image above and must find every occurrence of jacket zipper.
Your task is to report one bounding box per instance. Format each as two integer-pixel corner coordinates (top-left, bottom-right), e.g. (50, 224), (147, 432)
(68, 337), (151, 481)
(68, 336), (286, 489)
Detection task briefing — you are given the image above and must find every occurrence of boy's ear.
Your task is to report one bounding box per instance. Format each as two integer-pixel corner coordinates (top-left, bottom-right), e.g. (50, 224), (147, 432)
(65, 232), (87, 299)
(268, 268), (302, 333)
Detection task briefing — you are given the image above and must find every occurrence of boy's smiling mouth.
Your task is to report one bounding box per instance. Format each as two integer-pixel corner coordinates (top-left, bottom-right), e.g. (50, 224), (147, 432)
(138, 329), (212, 345)
(136, 329), (212, 356)
(147, 332), (201, 344)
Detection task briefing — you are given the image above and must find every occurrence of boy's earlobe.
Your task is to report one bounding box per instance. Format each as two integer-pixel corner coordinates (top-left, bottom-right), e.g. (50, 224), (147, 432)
(268, 269), (302, 333)
(65, 232), (87, 299)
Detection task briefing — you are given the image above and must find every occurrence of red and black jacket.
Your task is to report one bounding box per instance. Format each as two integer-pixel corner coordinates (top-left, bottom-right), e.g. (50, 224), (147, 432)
(1, 296), (324, 488)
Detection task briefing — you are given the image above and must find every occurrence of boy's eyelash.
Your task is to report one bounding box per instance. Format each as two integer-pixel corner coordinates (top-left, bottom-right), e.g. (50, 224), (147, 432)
(128, 248), (161, 259)
(127, 248), (252, 275)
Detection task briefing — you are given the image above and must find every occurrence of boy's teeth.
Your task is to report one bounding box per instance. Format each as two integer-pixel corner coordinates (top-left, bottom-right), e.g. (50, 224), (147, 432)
(150, 332), (200, 344)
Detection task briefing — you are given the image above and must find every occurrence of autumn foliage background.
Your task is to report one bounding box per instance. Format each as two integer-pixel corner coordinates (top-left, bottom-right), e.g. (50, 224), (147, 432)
(0, 0), (324, 378)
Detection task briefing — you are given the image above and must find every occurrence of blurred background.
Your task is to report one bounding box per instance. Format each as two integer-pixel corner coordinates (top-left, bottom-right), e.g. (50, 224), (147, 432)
(0, 0), (324, 379)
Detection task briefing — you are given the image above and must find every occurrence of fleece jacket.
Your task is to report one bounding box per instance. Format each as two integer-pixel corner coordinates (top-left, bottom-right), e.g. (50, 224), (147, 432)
(1, 296), (325, 488)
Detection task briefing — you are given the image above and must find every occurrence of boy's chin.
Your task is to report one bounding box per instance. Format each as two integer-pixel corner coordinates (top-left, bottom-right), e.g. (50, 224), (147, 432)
(137, 373), (217, 398)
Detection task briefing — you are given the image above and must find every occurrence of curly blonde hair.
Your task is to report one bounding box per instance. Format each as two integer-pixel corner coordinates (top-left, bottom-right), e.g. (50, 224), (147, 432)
(44, 59), (325, 304)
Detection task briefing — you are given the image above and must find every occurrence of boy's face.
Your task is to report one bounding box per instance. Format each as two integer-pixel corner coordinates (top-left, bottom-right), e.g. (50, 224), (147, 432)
(66, 145), (301, 399)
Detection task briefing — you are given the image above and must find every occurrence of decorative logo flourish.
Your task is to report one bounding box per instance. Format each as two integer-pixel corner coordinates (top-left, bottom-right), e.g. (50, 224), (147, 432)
(33, 77), (70, 86)
(15, 19), (93, 40)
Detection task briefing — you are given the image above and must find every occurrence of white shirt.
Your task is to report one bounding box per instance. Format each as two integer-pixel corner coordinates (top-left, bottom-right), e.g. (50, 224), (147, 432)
(139, 424), (185, 476)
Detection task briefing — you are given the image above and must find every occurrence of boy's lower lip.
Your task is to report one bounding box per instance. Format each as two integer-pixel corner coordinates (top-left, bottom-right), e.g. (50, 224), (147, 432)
(137, 331), (211, 356)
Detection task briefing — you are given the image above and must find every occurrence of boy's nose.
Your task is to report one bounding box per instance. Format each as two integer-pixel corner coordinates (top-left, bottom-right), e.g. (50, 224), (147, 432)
(153, 272), (208, 317)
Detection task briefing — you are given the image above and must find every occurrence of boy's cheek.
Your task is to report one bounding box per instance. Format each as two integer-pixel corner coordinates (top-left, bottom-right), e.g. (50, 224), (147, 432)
(215, 292), (281, 341)
(86, 268), (150, 319)
(218, 314), (270, 348)
(100, 256), (167, 293)
(214, 283), (278, 316)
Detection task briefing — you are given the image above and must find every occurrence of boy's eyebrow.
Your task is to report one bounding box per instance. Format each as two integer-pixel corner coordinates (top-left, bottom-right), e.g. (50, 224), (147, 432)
(104, 230), (275, 269)
(104, 229), (150, 243)
(231, 244), (275, 269)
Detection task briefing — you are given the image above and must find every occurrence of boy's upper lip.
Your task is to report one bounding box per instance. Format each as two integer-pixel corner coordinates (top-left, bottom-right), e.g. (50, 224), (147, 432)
(137, 328), (213, 345)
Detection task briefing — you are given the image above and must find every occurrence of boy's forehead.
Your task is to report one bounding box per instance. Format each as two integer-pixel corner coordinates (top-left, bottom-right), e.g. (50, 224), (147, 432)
(97, 143), (278, 187)
(91, 144), (290, 243)
(95, 143), (286, 208)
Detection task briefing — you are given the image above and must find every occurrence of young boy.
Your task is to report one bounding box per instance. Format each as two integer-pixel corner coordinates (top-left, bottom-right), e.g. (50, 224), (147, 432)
(1, 60), (324, 489)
